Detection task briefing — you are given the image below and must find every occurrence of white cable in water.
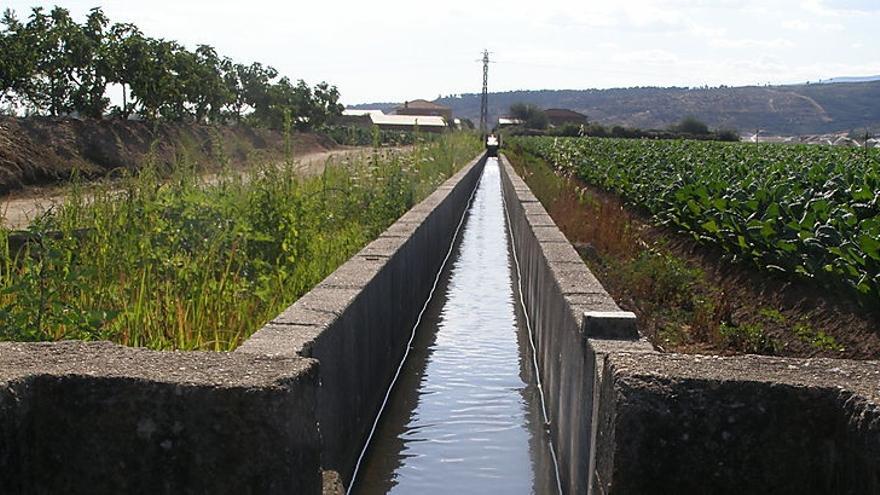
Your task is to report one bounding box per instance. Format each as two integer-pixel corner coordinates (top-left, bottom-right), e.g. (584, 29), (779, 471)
(346, 162), (485, 494)
(501, 158), (564, 495)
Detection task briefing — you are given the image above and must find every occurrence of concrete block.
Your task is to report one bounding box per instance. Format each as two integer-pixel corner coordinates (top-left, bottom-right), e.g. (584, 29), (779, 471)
(380, 221), (420, 238)
(515, 188), (540, 203)
(523, 202), (550, 216)
(539, 242), (585, 263)
(358, 236), (407, 258)
(296, 287), (362, 317)
(0, 342), (321, 494)
(237, 323), (324, 358)
(549, 262), (607, 295)
(594, 352), (880, 495)
(532, 225), (571, 243)
(318, 257), (386, 289)
(566, 295), (621, 315)
(525, 212), (557, 226)
(582, 311), (639, 340)
(270, 305), (335, 327)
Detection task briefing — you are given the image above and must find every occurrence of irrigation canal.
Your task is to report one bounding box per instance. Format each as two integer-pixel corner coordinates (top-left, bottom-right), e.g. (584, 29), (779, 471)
(349, 158), (561, 494)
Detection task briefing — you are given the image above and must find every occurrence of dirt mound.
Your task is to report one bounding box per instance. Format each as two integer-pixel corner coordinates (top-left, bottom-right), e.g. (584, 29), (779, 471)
(0, 117), (336, 195)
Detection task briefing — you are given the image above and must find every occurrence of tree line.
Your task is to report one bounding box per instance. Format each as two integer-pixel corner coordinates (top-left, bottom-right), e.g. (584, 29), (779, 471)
(505, 103), (739, 142)
(0, 6), (343, 130)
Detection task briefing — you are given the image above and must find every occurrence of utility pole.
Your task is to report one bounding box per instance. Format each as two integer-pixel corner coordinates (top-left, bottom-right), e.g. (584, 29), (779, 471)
(480, 49), (490, 134)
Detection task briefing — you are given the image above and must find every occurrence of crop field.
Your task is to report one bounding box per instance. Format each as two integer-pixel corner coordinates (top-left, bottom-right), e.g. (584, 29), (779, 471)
(512, 137), (880, 305)
(0, 133), (481, 350)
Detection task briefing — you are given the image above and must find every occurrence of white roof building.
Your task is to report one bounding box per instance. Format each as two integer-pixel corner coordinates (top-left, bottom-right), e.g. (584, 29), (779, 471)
(342, 109), (386, 117)
(368, 114), (447, 128)
(498, 117), (524, 127)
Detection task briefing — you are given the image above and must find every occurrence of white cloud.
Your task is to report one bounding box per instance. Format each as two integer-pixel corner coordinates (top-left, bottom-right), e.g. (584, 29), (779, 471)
(710, 38), (796, 49)
(782, 20), (811, 30)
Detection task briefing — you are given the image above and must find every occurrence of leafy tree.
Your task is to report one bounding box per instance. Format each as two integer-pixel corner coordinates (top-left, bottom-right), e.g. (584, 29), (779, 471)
(103, 22), (142, 118)
(0, 9), (34, 107)
(234, 62), (277, 123)
(26, 6), (83, 116)
(510, 102), (548, 129)
(126, 37), (179, 120)
(675, 116), (710, 135)
(308, 81), (343, 128)
(1, 4), (346, 129)
(69, 7), (111, 117)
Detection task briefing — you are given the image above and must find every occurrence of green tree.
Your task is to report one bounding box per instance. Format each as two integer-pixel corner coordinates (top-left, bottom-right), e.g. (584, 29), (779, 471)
(104, 22), (142, 118)
(674, 116), (710, 135)
(125, 37), (178, 120)
(1, 4), (345, 128)
(308, 81), (343, 128)
(0, 9), (34, 108)
(69, 7), (111, 117)
(510, 102), (548, 129)
(236, 62), (278, 123)
(25, 7), (84, 115)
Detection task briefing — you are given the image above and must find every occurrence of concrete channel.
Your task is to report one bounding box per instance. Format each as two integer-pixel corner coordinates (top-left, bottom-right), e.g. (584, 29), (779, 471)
(350, 158), (560, 493)
(1, 150), (879, 494)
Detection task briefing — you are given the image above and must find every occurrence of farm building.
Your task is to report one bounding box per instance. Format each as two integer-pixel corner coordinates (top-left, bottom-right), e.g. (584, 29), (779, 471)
(394, 99), (453, 122)
(498, 117), (524, 128)
(336, 109), (386, 128)
(545, 108), (588, 126)
(336, 107), (448, 132)
(370, 113), (447, 133)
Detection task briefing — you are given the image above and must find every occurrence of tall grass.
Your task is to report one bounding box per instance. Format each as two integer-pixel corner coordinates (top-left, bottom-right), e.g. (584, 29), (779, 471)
(0, 133), (481, 350)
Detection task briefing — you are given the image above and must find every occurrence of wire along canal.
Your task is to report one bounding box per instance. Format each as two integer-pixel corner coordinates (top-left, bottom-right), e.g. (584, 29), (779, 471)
(351, 158), (561, 494)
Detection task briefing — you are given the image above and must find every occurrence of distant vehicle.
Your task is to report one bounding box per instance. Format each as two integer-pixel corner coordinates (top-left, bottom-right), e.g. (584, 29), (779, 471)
(486, 134), (500, 157)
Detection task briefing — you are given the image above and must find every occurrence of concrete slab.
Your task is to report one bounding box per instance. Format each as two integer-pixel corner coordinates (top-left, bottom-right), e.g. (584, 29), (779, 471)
(530, 226), (571, 245)
(237, 323), (324, 358)
(318, 257), (386, 289)
(0, 341), (321, 494)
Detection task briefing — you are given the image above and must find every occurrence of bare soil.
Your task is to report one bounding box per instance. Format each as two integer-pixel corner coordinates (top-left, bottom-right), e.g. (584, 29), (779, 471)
(0, 116), (336, 194)
(507, 151), (880, 360)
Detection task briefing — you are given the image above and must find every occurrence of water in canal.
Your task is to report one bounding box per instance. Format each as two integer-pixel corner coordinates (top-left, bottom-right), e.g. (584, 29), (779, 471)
(352, 158), (560, 494)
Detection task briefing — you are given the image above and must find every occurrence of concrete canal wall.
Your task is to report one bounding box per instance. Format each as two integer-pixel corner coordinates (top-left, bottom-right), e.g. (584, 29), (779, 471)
(498, 155), (880, 495)
(499, 155), (646, 494)
(238, 152), (487, 482)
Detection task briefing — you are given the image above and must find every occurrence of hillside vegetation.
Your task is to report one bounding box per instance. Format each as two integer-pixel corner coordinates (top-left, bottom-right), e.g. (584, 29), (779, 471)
(356, 82), (880, 136)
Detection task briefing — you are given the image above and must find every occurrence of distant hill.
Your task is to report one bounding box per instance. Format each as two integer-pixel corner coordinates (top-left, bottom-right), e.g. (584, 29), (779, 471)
(816, 75), (880, 84)
(351, 80), (880, 136)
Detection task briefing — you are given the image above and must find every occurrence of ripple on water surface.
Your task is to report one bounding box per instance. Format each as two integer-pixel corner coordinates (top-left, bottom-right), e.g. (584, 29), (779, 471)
(354, 159), (558, 494)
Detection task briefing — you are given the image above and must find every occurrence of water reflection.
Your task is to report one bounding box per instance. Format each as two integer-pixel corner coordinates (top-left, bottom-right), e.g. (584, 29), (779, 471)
(354, 159), (558, 494)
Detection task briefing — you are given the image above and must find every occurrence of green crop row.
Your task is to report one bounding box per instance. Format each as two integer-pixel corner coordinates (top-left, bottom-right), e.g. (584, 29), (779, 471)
(509, 136), (880, 302)
(0, 133), (481, 350)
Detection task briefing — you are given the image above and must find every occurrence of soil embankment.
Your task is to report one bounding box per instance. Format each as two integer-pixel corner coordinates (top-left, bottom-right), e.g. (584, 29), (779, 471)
(0, 116), (337, 195)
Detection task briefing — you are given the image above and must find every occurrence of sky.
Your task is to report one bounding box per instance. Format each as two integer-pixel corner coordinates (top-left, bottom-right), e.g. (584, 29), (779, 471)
(4, 0), (880, 105)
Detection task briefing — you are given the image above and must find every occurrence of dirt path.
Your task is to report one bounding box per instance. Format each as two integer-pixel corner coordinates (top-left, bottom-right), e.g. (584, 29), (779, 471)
(1, 147), (387, 229)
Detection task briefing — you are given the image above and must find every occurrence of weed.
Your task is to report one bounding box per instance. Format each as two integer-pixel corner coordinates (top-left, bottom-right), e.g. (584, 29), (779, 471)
(719, 322), (778, 354)
(793, 321), (845, 352)
(622, 248), (702, 307)
(0, 133), (481, 350)
(758, 307), (786, 324)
